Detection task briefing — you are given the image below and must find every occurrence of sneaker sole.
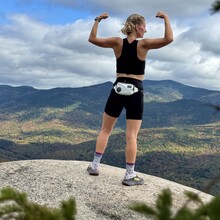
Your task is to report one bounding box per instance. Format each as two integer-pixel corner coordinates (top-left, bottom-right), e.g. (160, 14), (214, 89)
(122, 177), (144, 186)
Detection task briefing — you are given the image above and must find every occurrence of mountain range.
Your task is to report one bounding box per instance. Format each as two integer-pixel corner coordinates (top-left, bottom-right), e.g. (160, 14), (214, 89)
(0, 80), (220, 196)
(1, 80), (220, 128)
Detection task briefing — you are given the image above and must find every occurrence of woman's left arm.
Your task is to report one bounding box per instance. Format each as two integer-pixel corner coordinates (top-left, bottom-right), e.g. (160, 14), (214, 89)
(141, 11), (173, 50)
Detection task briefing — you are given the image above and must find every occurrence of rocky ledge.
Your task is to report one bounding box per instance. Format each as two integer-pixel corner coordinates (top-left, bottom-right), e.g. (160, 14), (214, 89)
(0, 160), (214, 219)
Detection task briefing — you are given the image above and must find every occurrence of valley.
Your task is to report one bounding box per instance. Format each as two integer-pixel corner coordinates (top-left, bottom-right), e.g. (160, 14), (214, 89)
(0, 80), (220, 195)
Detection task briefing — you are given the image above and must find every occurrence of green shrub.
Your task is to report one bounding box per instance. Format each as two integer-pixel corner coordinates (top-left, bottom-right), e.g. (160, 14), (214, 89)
(0, 187), (76, 220)
(130, 188), (220, 220)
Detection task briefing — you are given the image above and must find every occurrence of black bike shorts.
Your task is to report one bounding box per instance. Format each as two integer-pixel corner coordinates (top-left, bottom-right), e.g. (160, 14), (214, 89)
(104, 77), (144, 120)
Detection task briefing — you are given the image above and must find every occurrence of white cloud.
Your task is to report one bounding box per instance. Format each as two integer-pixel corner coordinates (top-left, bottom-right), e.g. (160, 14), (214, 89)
(0, 0), (219, 90)
(0, 14), (120, 88)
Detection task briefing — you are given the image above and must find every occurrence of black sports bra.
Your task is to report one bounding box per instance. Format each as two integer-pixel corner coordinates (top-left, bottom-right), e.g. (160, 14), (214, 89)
(116, 38), (145, 75)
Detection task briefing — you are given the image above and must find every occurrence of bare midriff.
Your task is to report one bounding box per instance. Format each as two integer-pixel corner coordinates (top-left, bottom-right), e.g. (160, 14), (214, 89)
(116, 73), (144, 81)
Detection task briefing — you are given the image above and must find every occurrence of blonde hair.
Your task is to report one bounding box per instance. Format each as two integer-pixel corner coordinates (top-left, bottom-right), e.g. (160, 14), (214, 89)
(121, 14), (145, 35)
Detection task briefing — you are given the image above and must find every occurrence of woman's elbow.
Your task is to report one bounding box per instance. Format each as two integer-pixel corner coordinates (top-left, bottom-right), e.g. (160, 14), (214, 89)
(88, 35), (97, 44)
(166, 36), (173, 44)
(88, 37), (93, 43)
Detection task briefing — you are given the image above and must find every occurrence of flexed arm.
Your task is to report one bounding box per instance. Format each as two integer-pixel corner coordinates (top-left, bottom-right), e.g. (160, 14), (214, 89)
(156, 11), (173, 44)
(88, 12), (108, 43)
(141, 11), (173, 50)
(88, 12), (120, 48)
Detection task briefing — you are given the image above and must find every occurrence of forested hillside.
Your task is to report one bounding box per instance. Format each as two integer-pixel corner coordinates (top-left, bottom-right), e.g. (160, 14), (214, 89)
(0, 80), (220, 195)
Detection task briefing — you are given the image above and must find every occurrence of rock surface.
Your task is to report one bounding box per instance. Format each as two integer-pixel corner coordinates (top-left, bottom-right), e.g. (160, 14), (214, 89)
(0, 160), (214, 219)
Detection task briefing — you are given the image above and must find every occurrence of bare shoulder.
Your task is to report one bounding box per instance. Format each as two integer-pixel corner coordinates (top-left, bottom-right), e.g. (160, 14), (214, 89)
(113, 37), (123, 46)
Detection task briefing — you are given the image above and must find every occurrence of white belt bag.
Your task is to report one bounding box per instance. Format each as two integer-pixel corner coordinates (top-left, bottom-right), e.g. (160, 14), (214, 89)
(114, 82), (138, 96)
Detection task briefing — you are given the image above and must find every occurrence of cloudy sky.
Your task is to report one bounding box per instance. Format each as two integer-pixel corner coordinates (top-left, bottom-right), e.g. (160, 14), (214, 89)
(0, 0), (220, 90)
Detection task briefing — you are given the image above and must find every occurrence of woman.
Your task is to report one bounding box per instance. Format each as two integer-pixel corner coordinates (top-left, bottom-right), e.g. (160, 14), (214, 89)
(87, 11), (173, 186)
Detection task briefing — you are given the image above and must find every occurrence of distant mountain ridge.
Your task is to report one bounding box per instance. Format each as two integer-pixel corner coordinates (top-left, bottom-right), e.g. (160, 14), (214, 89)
(1, 79), (220, 106)
(0, 82), (112, 110)
(0, 80), (220, 128)
(142, 80), (220, 103)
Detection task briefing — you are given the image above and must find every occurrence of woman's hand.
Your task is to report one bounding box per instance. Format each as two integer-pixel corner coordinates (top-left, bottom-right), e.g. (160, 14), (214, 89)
(98, 12), (109, 20)
(155, 11), (168, 19)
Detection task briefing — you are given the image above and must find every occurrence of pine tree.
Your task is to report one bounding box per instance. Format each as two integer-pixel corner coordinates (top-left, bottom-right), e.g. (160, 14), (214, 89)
(211, 0), (220, 13)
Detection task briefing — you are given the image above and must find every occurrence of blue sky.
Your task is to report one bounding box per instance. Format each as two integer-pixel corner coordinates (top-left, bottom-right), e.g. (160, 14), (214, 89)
(0, 0), (220, 90)
(0, 1), (86, 24)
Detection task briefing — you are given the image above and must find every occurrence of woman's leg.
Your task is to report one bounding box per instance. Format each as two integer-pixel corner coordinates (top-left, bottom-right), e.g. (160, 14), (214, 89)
(122, 119), (144, 185)
(96, 112), (117, 153)
(88, 112), (117, 175)
(125, 119), (142, 163)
